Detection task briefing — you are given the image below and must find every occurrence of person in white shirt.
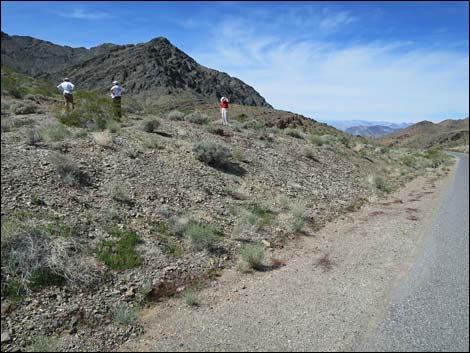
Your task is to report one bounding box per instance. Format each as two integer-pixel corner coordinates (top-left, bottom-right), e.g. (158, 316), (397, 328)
(57, 78), (75, 110)
(110, 81), (123, 118)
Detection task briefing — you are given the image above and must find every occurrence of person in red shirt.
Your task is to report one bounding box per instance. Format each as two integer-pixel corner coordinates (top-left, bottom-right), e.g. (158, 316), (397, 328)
(220, 97), (229, 126)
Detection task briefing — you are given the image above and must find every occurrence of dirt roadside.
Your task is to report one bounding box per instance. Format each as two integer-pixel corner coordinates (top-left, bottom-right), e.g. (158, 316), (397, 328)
(120, 161), (458, 352)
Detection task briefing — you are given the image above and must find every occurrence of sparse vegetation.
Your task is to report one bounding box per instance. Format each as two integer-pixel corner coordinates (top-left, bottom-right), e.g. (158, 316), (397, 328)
(193, 140), (232, 167)
(142, 118), (161, 133)
(11, 101), (40, 115)
(97, 228), (141, 271)
(108, 183), (134, 206)
(1, 216), (95, 294)
(239, 244), (265, 271)
(374, 176), (392, 194)
(113, 303), (138, 325)
(186, 111), (209, 125)
(183, 290), (200, 307)
(167, 110), (185, 121)
(50, 153), (90, 186)
(183, 219), (219, 252)
(284, 128), (303, 139)
(93, 131), (115, 148)
(54, 90), (115, 130)
(26, 334), (58, 352)
(141, 135), (164, 150)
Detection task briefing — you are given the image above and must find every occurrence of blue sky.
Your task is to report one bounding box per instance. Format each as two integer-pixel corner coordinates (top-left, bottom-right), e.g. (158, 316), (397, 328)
(2, 1), (469, 123)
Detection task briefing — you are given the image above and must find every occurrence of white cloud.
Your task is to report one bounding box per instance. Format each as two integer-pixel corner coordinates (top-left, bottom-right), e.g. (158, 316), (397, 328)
(191, 15), (469, 123)
(53, 9), (112, 20)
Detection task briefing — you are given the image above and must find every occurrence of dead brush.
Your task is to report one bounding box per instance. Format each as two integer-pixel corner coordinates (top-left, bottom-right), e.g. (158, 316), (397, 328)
(317, 254), (334, 272)
(269, 257), (287, 269)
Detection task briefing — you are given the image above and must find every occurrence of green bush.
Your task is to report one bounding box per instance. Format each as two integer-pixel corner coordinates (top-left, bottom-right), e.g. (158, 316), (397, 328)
(167, 110), (185, 121)
(240, 244), (265, 271)
(50, 153), (89, 186)
(97, 229), (141, 271)
(183, 220), (219, 252)
(193, 140), (232, 167)
(27, 334), (59, 352)
(11, 101), (39, 115)
(183, 290), (200, 307)
(142, 118), (161, 133)
(374, 176), (392, 194)
(186, 112), (209, 125)
(54, 90), (115, 130)
(284, 128), (303, 139)
(113, 303), (138, 325)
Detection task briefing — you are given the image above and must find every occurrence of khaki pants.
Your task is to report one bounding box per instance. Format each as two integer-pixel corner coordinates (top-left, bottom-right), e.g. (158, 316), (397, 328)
(112, 96), (122, 118)
(63, 93), (74, 109)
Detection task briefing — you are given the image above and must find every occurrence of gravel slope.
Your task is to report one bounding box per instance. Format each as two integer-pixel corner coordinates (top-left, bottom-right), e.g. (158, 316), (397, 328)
(361, 153), (469, 352)
(121, 160), (457, 352)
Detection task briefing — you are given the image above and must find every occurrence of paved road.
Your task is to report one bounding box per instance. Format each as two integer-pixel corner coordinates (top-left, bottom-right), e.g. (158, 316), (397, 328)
(361, 153), (469, 352)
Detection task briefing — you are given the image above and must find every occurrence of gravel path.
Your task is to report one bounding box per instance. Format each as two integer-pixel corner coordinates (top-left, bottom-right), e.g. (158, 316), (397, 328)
(121, 163), (458, 352)
(361, 153), (469, 352)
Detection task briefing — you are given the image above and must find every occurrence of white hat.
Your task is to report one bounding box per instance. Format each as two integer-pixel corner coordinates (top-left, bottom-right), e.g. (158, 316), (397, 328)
(220, 96), (226, 102)
(113, 81), (119, 85)
(64, 78), (70, 82)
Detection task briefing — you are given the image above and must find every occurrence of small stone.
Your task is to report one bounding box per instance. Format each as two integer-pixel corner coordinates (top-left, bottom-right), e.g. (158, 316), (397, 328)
(1, 331), (11, 343)
(261, 240), (271, 248)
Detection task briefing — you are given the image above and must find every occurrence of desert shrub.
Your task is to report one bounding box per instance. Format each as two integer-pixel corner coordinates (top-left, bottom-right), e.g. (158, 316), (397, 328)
(183, 220), (219, 252)
(50, 153), (89, 186)
(374, 176), (392, 194)
(304, 148), (317, 160)
(11, 101), (39, 115)
(141, 135), (164, 150)
(186, 111), (209, 125)
(310, 134), (323, 146)
(142, 118), (161, 133)
(113, 303), (138, 325)
(54, 90), (115, 130)
(1, 218), (95, 293)
(167, 110), (185, 121)
(284, 128), (303, 139)
(232, 148), (245, 162)
(339, 136), (352, 148)
(40, 123), (71, 142)
(93, 131), (115, 148)
(123, 96), (144, 114)
(242, 119), (264, 130)
(108, 184), (133, 205)
(97, 229), (141, 270)
(27, 334), (59, 352)
(239, 244), (265, 271)
(291, 207), (308, 233)
(25, 128), (44, 145)
(183, 290), (200, 307)
(423, 149), (448, 168)
(193, 140), (232, 167)
(400, 155), (417, 168)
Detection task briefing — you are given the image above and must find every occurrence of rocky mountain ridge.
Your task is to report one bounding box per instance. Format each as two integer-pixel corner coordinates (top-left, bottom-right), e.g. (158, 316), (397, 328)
(1, 32), (271, 107)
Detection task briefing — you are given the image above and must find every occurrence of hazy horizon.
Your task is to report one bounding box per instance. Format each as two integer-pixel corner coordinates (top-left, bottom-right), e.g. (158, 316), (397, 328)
(2, 1), (469, 123)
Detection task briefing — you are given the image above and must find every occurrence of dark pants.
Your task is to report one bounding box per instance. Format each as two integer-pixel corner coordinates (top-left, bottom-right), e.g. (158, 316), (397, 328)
(63, 93), (74, 109)
(112, 96), (122, 118)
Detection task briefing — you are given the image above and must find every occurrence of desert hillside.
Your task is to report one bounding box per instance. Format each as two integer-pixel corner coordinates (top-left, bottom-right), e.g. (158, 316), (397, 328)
(379, 118), (469, 152)
(1, 32), (270, 107)
(0, 66), (454, 352)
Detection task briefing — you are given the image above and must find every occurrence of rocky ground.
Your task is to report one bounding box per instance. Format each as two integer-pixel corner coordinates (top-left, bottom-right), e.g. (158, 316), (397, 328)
(0, 94), (452, 352)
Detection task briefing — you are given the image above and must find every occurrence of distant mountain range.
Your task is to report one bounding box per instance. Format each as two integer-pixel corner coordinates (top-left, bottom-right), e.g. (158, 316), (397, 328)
(345, 125), (400, 138)
(379, 118), (469, 149)
(1, 32), (271, 107)
(319, 119), (413, 132)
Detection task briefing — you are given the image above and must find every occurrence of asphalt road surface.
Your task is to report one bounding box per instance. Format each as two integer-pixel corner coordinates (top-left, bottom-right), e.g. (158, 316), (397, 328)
(361, 153), (469, 352)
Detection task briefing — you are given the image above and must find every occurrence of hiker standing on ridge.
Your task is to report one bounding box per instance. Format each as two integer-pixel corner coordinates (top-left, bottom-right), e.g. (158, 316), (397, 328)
(57, 78), (75, 110)
(220, 96), (229, 126)
(110, 80), (123, 118)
